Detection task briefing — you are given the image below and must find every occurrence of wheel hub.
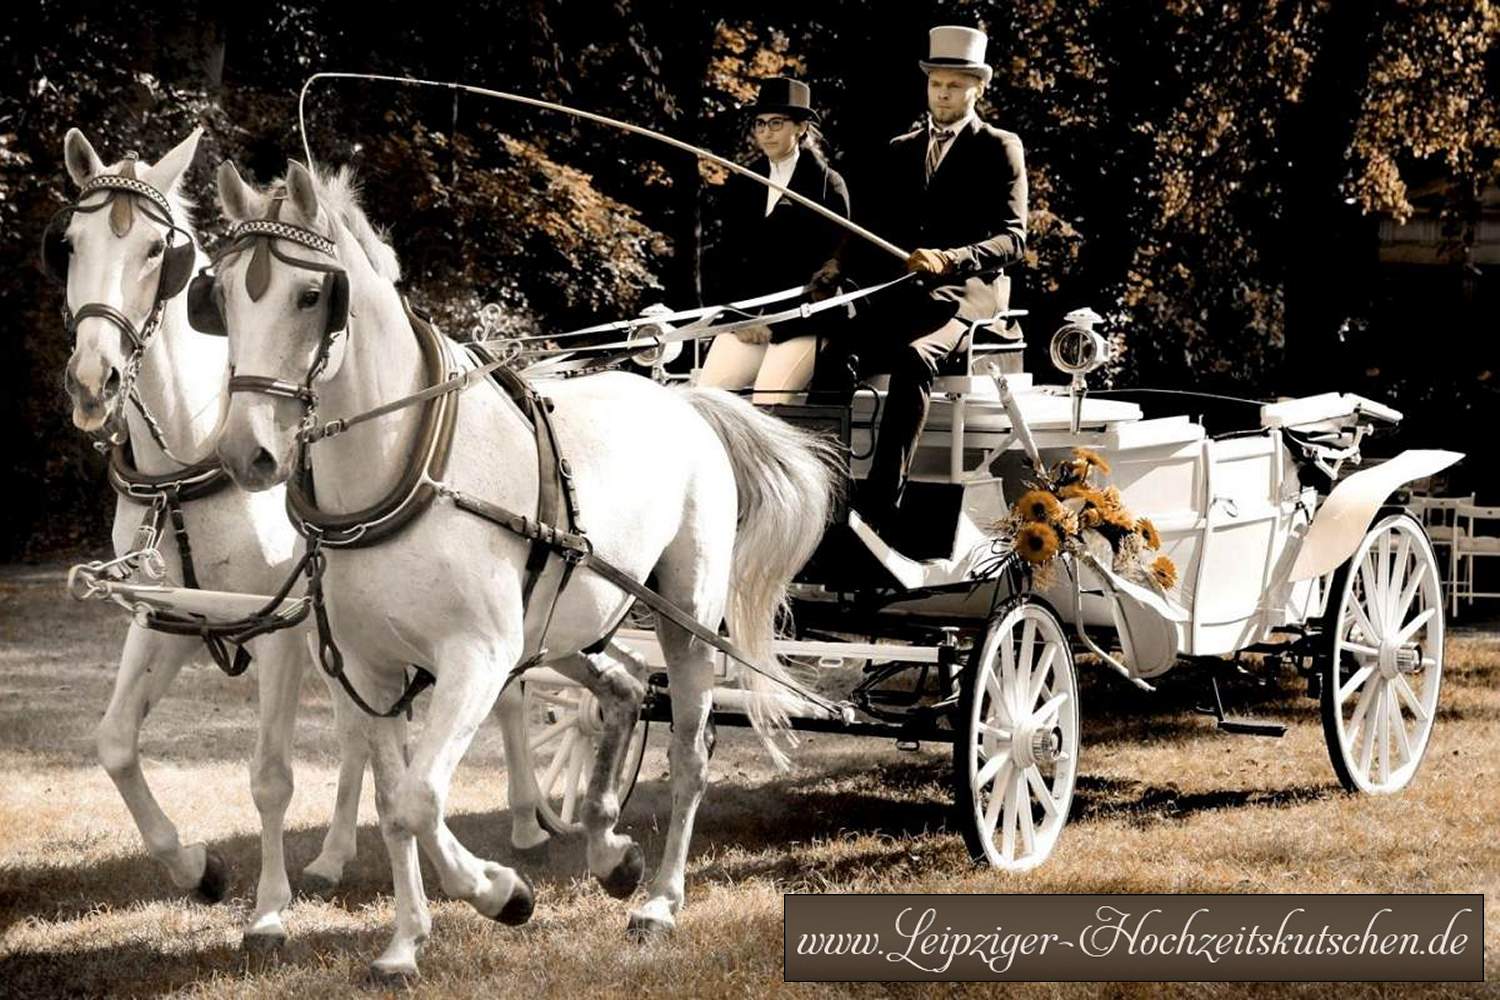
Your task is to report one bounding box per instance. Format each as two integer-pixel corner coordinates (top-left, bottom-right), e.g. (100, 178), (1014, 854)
(1377, 641), (1422, 680)
(1010, 721), (1064, 768)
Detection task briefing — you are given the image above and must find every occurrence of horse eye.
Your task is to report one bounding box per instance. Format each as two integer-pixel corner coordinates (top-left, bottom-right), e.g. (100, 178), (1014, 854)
(298, 288), (322, 309)
(146, 240), (165, 259)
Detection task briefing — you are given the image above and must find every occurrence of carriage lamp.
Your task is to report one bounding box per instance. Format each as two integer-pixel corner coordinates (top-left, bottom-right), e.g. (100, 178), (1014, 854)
(627, 303), (684, 378)
(1049, 308), (1110, 433)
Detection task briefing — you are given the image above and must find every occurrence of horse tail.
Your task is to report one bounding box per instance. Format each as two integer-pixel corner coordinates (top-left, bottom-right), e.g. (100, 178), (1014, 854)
(682, 388), (843, 768)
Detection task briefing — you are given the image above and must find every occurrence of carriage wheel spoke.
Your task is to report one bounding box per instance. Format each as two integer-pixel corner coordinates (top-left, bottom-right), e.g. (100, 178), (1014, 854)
(1376, 532), (1393, 627)
(978, 721), (1013, 742)
(1377, 687), (1391, 784)
(1348, 675), (1379, 759)
(532, 687), (579, 709)
(559, 735), (589, 823)
(1337, 665), (1376, 704)
(529, 720), (570, 754)
(1000, 771), (1018, 861)
(1028, 646), (1056, 708)
(1357, 682), (1381, 777)
(1359, 555), (1384, 634)
(985, 665), (1011, 727)
(976, 749), (1012, 791)
(1016, 771), (1036, 857)
(1384, 534), (1410, 629)
(539, 730), (576, 795)
(1342, 642), (1381, 661)
(1389, 691), (1413, 766)
(1026, 765), (1058, 819)
(999, 634), (1017, 706)
(1392, 673), (1430, 723)
(982, 761), (1009, 839)
(1346, 593), (1380, 648)
(1396, 607), (1436, 645)
(1033, 691), (1069, 728)
(1395, 559), (1428, 628)
(1015, 619), (1036, 718)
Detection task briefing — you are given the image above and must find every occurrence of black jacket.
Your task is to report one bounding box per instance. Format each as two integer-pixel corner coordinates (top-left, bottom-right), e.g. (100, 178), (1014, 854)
(706, 149), (852, 343)
(846, 115), (1027, 324)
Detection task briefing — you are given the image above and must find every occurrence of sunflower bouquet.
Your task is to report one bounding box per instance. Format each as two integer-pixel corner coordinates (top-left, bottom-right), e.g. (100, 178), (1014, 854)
(996, 447), (1177, 592)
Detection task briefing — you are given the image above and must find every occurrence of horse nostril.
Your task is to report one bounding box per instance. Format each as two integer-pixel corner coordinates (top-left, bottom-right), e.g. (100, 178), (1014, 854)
(250, 447), (278, 479)
(103, 367), (121, 398)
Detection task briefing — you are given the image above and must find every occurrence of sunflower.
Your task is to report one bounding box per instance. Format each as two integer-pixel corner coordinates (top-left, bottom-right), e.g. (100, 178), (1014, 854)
(1013, 522), (1061, 565)
(1073, 447), (1112, 477)
(1150, 554), (1178, 590)
(1058, 482), (1098, 502)
(1137, 517), (1162, 550)
(1079, 506), (1103, 529)
(1013, 489), (1062, 523)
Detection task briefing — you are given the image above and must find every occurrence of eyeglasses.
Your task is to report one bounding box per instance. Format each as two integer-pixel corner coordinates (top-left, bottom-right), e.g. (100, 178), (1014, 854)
(752, 116), (794, 134)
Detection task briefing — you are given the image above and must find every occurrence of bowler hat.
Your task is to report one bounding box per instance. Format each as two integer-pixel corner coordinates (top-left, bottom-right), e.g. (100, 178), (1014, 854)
(748, 77), (820, 124)
(919, 25), (993, 84)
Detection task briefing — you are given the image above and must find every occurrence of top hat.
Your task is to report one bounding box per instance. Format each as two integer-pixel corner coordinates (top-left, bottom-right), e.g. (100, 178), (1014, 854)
(919, 26), (993, 83)
(748, 77), (820, 124)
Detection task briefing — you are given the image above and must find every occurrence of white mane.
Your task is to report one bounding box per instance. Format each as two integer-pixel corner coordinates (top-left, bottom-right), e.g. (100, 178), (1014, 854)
(309, 165), (402, 283)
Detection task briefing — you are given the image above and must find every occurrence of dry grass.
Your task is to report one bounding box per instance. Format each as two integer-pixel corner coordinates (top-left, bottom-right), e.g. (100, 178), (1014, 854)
(0, 561), (1496, 998)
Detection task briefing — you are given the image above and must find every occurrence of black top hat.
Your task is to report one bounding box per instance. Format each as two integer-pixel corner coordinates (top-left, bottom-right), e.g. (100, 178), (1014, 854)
(748, 77), (820, 124)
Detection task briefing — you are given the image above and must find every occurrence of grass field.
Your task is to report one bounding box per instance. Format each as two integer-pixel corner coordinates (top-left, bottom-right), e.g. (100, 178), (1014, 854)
(1, 561), (1495, 997)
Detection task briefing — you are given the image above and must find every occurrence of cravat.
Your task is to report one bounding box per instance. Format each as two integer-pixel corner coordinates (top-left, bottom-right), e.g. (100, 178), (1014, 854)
(925, 127), (956, 183)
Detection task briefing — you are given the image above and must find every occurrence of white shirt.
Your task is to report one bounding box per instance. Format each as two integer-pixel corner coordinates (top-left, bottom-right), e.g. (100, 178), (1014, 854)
(926, 110), (974, 176)
(765, 147), (799, 216)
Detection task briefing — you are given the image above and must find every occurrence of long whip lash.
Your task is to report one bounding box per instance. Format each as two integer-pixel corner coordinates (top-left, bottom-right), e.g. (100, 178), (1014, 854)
(297, 71), (910, 261)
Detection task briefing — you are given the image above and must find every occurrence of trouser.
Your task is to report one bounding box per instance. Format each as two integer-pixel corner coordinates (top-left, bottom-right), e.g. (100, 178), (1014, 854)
(856, 317), (970, 525)
(698, 333), (818, 405)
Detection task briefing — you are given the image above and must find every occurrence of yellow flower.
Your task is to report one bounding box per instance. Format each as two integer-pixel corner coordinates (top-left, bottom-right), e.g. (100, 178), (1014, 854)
(1150, 555), (1178, 590)
(1013, 522), (1061, 565)
(1057, 482), (1094, 501)
(1073, 447), (1111, 477)
(1137, 517), (1161, 550)
(1079, 507), (1103, 529)
(1013, 489), (1062, 523)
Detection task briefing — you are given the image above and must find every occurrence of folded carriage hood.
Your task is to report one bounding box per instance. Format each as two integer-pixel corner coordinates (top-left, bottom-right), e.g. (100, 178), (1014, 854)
(1289, 449), (1464, 582)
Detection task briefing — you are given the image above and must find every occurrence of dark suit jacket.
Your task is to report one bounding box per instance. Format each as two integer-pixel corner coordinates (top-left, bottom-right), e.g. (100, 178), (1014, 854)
(846, 115), (1027, 326)
(705, 149), (852, 343)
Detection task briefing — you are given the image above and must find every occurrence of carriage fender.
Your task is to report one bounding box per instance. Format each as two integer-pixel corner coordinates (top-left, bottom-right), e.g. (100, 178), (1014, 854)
(1288, 449), (1464, 582)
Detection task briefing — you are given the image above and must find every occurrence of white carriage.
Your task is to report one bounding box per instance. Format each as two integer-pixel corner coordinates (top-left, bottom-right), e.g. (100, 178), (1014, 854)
(513, 308), (1459, 871)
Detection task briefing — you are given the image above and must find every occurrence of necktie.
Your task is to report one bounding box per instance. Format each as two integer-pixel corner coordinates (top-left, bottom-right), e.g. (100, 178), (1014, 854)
(925, 127), (955, 183)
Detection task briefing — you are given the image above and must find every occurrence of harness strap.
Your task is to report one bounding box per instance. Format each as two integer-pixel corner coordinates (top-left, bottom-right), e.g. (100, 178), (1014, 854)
(162, 487), (199, 590)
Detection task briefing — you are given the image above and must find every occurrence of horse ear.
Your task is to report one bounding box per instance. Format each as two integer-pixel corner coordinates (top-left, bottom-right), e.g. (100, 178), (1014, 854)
(64, 128), (104, 187)
(285, 160), (320, 225)
(217, 160), (257, 222)
(143, 126), (204, 196)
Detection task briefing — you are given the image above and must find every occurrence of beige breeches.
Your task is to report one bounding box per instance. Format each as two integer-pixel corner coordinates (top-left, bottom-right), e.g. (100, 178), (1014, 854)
(697, 334), (817, 405)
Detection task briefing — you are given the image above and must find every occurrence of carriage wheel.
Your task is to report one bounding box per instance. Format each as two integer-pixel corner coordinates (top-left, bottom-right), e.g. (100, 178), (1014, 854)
(1320, 512), (1444, 794)
(954, 595), (1079, 872)
(520, 678), (650, 836)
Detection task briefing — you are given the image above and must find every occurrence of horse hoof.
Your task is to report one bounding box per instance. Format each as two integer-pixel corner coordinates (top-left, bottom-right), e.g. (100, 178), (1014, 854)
(368, 962), (419, 987)
(301, 872), (338, 897)
(241, 930), (287, 956)
(626, 911), (674, 939)
(494, 873), (535, 927)
(598, 843), (645, 900)
(193, 849), (230, 904)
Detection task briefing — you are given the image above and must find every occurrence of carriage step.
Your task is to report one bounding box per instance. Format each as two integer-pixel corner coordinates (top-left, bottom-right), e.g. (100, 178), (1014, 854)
(1197, 676), (1287, 739)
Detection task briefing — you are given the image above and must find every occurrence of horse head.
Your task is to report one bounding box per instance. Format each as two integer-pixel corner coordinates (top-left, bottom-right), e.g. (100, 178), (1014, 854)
(50, 127), (202, 435)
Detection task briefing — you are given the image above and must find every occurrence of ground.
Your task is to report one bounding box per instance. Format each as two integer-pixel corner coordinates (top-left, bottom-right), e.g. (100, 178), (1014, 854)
(0, 560), (1496, 998)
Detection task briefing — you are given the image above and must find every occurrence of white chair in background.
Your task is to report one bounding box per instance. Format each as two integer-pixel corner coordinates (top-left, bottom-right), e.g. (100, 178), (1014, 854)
(1408, 494), (1470, 607)
(1450, 502), (1500, 617)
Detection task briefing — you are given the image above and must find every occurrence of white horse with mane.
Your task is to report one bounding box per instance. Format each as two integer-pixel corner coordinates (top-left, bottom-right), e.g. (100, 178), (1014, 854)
(207, 157), (837, 978)
(52, 126), (374, 947)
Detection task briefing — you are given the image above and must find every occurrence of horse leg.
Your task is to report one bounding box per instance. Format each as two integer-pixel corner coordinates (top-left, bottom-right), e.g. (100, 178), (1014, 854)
(95, 623), (228, 899)
(626, 625), (716, 936)
(303, 635), (368, 890)
(398, 643), (534, 927)
(575, 644), (648, 898)
(363, 683), (429, 982)
(493, 681), (549, 851)
(242, 628), (306, 948)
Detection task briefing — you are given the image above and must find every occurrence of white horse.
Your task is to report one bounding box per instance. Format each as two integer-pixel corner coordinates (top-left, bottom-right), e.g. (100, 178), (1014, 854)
(52, 127), (372, 947)
(208, 158), (837, 978)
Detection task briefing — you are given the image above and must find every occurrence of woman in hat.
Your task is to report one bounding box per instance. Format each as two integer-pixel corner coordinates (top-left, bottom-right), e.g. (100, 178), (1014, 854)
(698, 77), (851, 403)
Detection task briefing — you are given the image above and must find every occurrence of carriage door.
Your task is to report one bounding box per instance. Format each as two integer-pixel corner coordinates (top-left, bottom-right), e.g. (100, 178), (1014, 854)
(1188, 433), (1282, 656)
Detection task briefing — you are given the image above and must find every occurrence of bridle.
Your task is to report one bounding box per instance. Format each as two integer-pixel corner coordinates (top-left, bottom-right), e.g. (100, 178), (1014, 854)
(42, 157), (198, 453)
(187, 196), (350, 418)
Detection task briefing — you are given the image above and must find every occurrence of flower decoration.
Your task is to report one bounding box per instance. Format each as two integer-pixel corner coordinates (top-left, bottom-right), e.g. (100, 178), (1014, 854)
(993, 446), (1178, 594)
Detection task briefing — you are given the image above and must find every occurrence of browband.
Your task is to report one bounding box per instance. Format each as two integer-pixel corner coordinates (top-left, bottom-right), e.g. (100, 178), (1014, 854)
(77, 173), (177, 220)
(227, 219), (337, 257)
